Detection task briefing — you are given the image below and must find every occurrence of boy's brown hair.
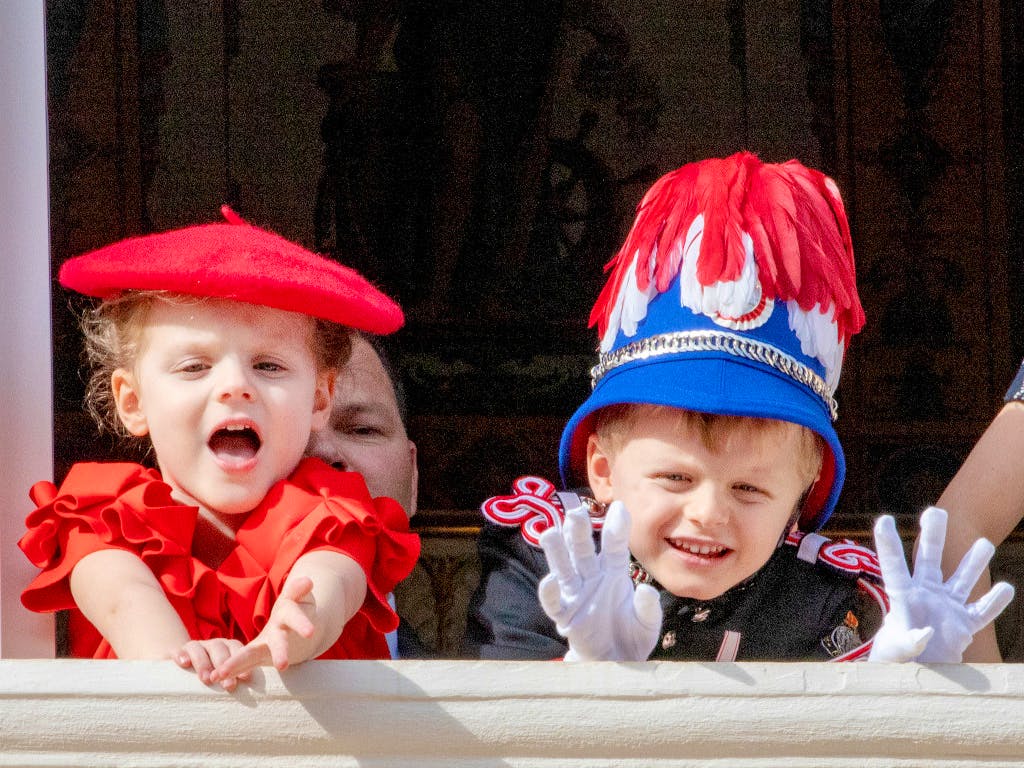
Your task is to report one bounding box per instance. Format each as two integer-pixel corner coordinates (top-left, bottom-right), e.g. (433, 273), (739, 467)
(592, 403), (824, 490)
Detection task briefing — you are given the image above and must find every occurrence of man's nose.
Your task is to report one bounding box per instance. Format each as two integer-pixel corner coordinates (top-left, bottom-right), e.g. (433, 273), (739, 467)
(306, 429), (347, 470)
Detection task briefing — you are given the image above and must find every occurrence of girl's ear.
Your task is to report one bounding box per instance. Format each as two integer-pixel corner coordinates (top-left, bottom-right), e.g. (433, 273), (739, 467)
(111, 368), (149, 437)
(586, 433), (615, 504)
(310, 369), (336, 431)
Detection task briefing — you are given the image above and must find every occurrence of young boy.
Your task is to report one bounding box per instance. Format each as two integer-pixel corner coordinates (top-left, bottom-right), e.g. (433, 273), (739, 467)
(464, 153), (1012, 663)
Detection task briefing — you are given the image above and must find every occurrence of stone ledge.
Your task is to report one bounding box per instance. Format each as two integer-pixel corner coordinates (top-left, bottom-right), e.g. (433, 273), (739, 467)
(2, 660), (1023, 766)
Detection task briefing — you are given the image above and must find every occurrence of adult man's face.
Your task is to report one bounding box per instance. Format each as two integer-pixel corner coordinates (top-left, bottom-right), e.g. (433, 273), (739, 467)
(307, 335), (418, 516)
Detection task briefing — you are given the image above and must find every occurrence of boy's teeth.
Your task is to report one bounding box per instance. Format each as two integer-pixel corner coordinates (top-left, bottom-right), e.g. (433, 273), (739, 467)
(675, 540), (724, 555)
(226, 424), (245, 431)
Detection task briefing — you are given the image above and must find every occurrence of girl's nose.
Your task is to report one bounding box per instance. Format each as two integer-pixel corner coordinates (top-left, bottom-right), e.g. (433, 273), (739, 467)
(215, 360), (255, 402)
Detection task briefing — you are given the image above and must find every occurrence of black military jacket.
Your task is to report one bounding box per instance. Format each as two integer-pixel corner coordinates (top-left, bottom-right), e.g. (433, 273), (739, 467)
(463, 487), (884, 662)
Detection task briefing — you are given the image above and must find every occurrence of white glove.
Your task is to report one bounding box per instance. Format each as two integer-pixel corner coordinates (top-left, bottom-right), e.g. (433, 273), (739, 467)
(869, 506), (1015, 662)
(537, 500), (662, 661)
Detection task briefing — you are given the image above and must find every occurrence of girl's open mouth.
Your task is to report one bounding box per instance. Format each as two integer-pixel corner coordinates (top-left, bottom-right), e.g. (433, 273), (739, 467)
(208, 424), (262, 466)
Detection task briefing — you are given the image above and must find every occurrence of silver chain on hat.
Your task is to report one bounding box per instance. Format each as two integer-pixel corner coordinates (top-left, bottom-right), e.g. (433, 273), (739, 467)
(590, 329), (838, 421)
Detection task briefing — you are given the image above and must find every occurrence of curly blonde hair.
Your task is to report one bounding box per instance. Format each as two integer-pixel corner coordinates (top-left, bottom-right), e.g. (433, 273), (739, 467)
(80, 291), (352, 438)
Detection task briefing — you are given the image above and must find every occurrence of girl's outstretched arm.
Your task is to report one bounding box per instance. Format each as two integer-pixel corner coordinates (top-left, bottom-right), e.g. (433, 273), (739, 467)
(210, 550), (367, 680)
(69, 548), (191, 658)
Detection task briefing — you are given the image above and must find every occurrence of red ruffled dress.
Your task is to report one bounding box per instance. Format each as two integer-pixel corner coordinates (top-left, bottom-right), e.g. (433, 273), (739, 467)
(19, 457), (420, 660)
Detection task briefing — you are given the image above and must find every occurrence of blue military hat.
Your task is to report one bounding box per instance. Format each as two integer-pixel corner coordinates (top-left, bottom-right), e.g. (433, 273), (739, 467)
(559, 152), (865, 531)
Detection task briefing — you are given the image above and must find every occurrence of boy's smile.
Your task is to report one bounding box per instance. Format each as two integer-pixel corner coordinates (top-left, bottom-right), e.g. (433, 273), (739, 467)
(587, 407), (816, 601)
(111, 298), (333, 528)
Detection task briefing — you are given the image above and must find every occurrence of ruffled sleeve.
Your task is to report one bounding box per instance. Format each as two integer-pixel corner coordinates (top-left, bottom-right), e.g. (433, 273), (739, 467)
(224, 458), (420, 658)
(19, 463), (201, 615)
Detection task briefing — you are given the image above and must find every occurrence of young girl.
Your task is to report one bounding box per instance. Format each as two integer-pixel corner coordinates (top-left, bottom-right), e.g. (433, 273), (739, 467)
(19, 207), (420, 690)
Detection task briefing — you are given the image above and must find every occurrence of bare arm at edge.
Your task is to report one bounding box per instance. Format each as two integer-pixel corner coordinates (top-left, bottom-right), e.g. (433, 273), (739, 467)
(934, 401), (1024, 661)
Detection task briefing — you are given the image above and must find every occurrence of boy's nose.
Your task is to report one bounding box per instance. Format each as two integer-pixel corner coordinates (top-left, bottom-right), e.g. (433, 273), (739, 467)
(683, 485), (731, 528)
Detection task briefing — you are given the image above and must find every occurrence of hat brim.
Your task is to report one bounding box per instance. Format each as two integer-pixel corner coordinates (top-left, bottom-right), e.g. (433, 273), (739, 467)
(58, 222), (404, 334)
(558, 351), (844, 530)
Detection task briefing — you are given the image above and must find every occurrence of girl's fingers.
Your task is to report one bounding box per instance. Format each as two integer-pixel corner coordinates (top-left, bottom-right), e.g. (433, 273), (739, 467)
(280, 576), (314, 604)
(180, 641), (216, 683)
(274, 599), (315, 639)
(206, 638), (241, 669)
(268, 631), (292, 671)
(212, 643), (268, 682)
(175, 638), (245, 689)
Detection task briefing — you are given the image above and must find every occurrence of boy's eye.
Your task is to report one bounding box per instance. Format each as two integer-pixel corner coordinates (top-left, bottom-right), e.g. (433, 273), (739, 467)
(734, 483), (764, 495)
(657, 473), (689, 483)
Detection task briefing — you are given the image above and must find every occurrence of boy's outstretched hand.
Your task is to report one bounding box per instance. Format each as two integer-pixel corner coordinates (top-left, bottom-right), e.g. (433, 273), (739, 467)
(869, 506), (1015, 662)
(538, 500), (662, 661)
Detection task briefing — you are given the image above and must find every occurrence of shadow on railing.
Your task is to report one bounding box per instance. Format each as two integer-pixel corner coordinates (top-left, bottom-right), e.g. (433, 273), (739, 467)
(3, 660), (1024, 766)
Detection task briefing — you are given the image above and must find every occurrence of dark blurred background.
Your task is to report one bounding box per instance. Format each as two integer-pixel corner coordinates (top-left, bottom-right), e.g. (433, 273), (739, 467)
(43, 0), (1024, 655)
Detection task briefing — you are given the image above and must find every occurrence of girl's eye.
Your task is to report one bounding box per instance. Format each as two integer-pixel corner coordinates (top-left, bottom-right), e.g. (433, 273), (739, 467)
(177, 361), (208, 374)
(254, 361), (284, 372)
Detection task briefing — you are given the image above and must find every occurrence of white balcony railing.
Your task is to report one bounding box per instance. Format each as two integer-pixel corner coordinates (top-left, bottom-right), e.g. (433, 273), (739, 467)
(3, 659), (1024, 766)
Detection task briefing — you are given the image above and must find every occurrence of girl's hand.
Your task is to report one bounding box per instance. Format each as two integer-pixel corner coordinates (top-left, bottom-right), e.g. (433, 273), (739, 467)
(175, 637), (251, 691)
(209, 577), (317, 682)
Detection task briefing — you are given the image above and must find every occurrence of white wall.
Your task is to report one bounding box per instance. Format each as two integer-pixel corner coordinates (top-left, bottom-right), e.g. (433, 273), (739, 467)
(0, 2), (56, 657)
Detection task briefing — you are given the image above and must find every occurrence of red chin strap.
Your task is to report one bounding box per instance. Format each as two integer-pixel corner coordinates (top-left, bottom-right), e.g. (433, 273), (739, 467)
(798, 448), (837, 531)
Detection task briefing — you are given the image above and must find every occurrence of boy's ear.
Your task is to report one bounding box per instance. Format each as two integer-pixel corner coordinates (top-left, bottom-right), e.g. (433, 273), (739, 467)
(586, 433), (615, 504)
(310, 369), (336, 431)
(111, 369), (149, 437)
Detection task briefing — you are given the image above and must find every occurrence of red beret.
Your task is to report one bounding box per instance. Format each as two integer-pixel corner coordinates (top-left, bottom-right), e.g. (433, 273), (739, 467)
(58, 206), (404, 333)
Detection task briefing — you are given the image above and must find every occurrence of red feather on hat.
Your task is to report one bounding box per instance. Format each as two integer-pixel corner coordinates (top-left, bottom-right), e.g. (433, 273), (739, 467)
(590, 152), (865, 351)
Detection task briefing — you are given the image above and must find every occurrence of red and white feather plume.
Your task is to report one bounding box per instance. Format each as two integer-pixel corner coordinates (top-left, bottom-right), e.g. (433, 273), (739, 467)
(590, 152), (865, 392)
